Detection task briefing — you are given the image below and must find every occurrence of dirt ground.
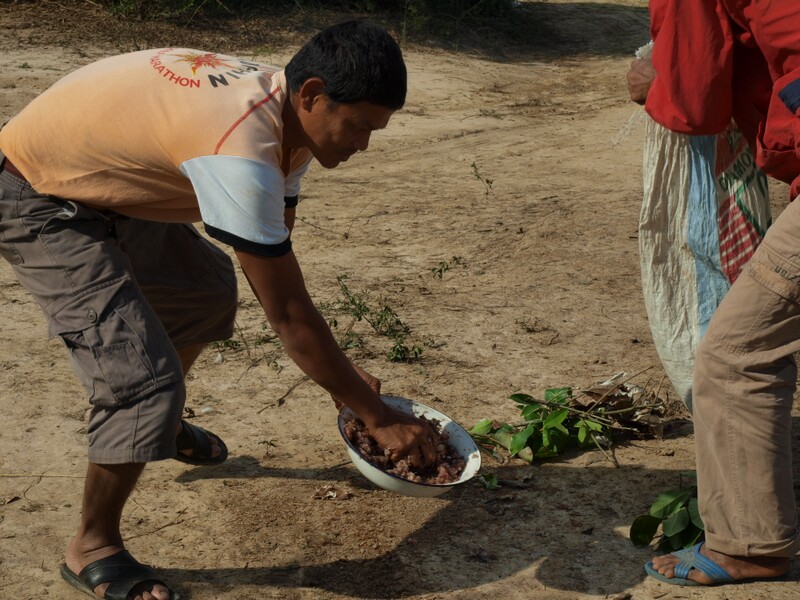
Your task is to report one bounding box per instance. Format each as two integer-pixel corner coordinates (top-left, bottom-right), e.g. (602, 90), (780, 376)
(1, 1), (799, 599)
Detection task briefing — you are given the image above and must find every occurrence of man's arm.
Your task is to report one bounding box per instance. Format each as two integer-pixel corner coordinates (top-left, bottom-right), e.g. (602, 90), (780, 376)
(235, 248), (437, 466)
(281, 205), (379, 408)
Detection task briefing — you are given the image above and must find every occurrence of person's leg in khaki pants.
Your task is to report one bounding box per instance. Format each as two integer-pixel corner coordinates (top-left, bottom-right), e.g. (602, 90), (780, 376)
(648, 198), (800, 584)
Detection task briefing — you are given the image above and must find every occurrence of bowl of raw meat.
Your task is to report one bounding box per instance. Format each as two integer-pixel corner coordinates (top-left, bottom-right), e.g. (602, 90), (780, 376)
(338, 395), (481, 497)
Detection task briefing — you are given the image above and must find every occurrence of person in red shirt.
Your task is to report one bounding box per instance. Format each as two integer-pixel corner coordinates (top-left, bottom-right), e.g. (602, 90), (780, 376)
(628, 0), (799, 586)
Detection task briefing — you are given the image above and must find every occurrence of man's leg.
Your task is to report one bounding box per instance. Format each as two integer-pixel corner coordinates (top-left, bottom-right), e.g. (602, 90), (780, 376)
(0, 176), (187, 598)
(65, 463), (173, 600)
(177, 343), (206, 373)
(64, 334), (219, 599)
(175, 342), (224, 461)
(115, 220), (239, 464)
(649, 197), (800, 583)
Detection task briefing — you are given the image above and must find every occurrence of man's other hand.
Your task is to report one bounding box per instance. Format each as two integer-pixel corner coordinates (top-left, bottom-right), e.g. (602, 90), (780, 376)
(627, 57), (656, 105)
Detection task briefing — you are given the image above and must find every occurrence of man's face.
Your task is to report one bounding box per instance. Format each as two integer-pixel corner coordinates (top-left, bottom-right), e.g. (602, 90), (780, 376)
(300, 95), (395, 169)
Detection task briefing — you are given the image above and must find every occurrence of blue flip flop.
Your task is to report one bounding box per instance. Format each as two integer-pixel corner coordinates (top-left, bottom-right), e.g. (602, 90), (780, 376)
(645, 542), (733, 586)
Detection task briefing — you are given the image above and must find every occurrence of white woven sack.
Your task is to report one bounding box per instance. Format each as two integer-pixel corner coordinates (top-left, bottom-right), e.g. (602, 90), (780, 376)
(639, 118), (770, 411)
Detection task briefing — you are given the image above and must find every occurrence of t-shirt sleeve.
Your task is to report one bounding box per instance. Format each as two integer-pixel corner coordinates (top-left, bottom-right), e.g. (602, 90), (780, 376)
(179, 155), (291, 257)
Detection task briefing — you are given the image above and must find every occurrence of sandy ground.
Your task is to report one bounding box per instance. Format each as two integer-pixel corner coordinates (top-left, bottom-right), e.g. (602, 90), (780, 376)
(1, 1), (798, 599)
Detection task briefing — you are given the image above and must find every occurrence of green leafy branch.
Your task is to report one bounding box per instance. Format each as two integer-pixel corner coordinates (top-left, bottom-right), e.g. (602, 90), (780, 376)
(470, 388), (614, 462)
(470, 375), (668, 466)
(630, 473), (704, 551)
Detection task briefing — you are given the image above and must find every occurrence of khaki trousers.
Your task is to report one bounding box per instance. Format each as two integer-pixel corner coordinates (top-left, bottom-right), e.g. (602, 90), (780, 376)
(694, 196), (800, 557)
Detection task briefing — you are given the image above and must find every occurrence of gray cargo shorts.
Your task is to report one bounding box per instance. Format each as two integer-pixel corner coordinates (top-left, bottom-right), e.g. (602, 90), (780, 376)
(0, 152), (237, 464)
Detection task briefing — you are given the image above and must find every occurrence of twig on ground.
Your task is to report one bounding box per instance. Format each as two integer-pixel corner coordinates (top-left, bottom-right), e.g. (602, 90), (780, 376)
(581, 366), (654, 412)
(124, 517), (186, 541)
(343, 196), (381, 240)
(236, 361), (256, 384)
(591, 434), (619, 468)
(0, 473), (84, 478)
(258, 374), (309, 413)
(296, 216), (344, 238)
(452, 486), (469, 512)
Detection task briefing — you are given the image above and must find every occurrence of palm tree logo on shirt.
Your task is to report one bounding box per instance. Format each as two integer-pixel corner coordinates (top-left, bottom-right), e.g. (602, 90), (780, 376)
(171, 52), (235, 76)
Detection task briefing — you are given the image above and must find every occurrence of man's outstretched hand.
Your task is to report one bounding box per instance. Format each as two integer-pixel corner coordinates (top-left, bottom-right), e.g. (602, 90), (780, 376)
(332, 363), (437, 469)
(369, 408), (439, 470)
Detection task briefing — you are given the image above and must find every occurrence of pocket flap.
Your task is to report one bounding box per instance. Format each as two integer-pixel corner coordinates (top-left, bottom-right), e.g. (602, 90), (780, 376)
(47, 276), (130, 337)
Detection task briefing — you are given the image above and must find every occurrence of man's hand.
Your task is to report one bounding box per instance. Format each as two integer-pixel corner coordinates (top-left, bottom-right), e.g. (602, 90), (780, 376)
(627, 56), (656, 105)
(369, 407), (439, 470)
(331, 366), (437, 468)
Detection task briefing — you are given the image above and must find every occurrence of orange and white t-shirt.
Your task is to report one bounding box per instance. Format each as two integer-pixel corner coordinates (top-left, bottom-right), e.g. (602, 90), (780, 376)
(0, 48), (314, 256)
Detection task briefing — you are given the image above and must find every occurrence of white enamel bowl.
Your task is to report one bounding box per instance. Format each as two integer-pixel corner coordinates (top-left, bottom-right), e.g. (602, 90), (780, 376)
(337, 395), (482, 497)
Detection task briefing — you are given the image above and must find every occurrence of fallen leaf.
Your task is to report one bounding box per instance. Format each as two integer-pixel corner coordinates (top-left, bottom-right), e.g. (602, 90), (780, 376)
(313, 485), (353, 501)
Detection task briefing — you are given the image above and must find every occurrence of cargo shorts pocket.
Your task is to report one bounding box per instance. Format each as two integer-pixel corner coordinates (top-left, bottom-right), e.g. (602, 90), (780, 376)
(48, 277), (182, 407)
(0, 228), (24, 265)
(746, 243), (800, 304)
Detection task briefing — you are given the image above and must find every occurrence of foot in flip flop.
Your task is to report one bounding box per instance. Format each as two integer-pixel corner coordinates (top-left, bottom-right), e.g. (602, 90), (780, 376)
(645, 542), (790, 586)
(61, 549), (178, 599)
(174, 419), (228, 466)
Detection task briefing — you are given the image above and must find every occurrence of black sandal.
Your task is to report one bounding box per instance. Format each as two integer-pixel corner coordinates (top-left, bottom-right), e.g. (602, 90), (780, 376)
(60, 550), (179, 600)
(174, 419), (228, 466)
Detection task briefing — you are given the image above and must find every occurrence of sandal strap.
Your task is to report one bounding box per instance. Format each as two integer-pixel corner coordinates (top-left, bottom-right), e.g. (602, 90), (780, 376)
(176, 420), (212, 457)
(672, 543), (733, 582)
(78, 550), (167, 600)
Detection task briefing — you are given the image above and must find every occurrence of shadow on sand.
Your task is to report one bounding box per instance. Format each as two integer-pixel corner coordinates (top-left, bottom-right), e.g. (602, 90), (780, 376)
(163, 418), (799, 597)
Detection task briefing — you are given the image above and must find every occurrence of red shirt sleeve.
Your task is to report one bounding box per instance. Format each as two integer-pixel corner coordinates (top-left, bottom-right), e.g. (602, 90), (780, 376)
(732, 0), (800, 193)
(645, 0), (735, 135)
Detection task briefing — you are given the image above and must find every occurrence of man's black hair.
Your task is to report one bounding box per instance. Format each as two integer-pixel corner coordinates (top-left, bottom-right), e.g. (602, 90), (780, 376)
(285, 20), (406, 110)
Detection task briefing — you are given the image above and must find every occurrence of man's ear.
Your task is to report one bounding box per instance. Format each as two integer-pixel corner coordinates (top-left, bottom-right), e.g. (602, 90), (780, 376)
(298, 77), (326, 111)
